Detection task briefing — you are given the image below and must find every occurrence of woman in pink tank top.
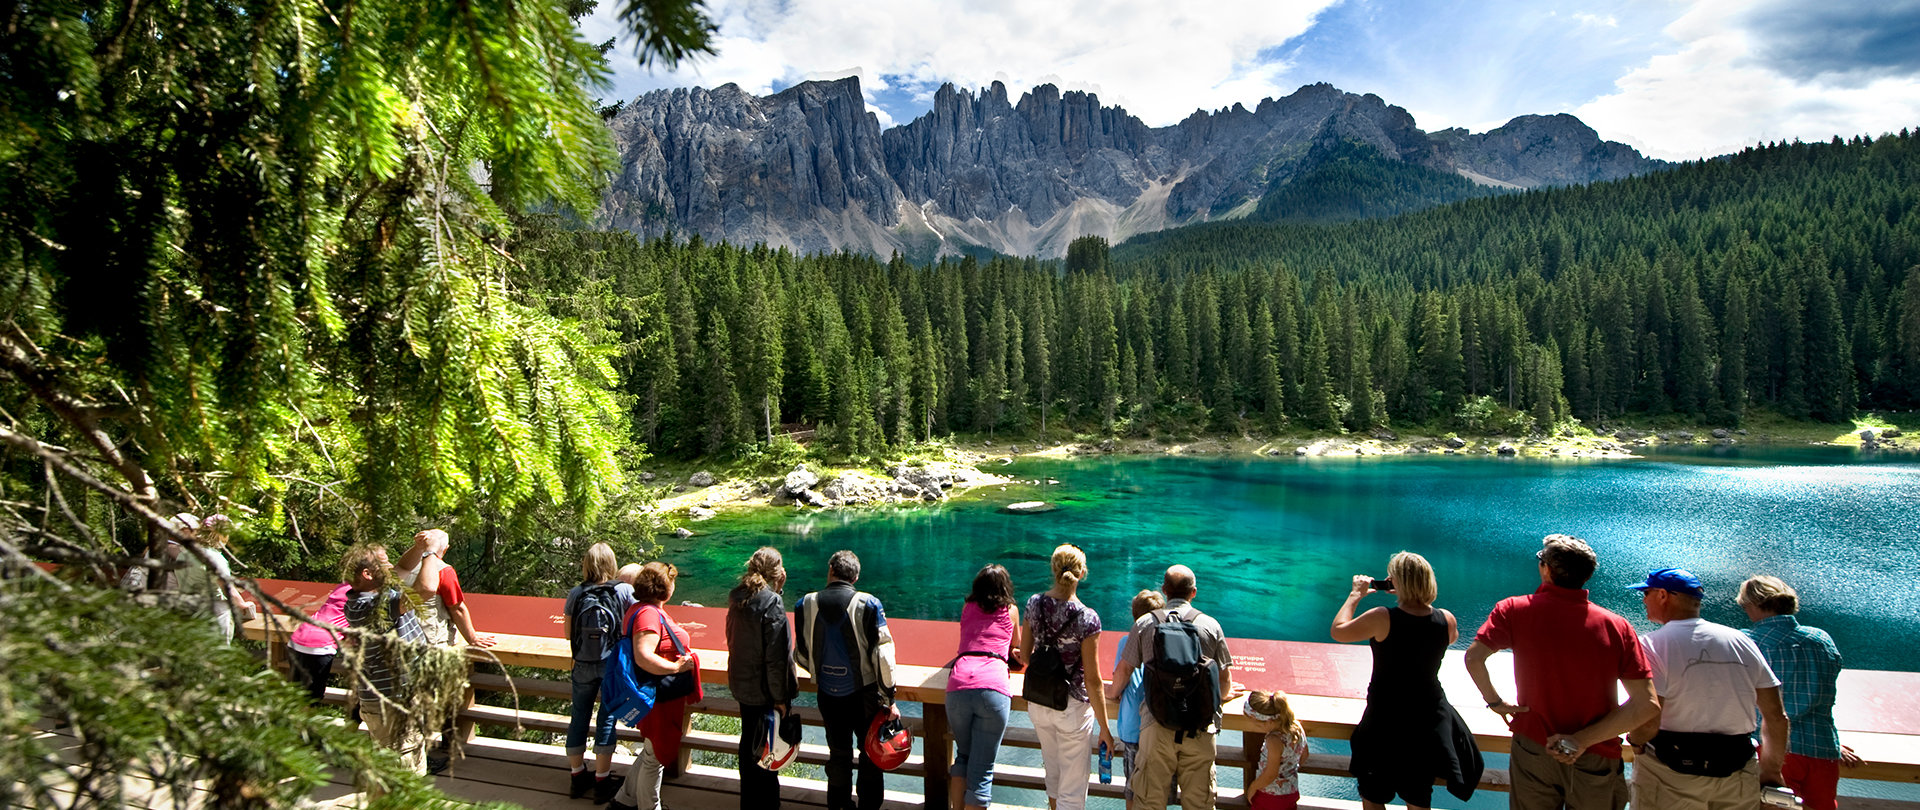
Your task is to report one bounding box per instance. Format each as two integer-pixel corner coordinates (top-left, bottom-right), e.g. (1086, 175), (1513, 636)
(945, 564), (1021, 810)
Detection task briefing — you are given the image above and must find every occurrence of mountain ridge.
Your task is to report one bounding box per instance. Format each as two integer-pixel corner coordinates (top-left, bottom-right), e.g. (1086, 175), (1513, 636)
(597, 77), (1667, 259)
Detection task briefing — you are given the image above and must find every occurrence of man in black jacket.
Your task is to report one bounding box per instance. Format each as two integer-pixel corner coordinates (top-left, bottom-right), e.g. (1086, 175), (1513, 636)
(727, 547), (798, 807)
(796, 550), (897, 810)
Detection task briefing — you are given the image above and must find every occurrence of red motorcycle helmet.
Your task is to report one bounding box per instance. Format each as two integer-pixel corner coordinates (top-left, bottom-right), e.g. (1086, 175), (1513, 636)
(863, 704), (912, 771)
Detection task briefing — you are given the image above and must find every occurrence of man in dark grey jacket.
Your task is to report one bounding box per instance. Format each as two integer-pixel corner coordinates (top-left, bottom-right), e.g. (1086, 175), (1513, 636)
(727, 547), (798, 807)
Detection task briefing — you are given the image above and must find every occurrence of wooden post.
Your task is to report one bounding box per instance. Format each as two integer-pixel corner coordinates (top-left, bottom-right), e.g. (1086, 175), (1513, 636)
(266, 625), (290, 675)
(455, 661), (478, 744)
(675, 703), (695, 777)
(1242, 729), (1260, 807)
(923, 701), (951, 810)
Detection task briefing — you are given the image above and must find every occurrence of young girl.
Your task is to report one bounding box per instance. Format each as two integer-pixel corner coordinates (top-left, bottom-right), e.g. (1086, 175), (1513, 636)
(1245, 690), (1309, 810)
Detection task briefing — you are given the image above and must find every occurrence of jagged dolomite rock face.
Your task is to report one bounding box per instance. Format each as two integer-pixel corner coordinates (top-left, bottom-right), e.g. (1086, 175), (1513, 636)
(601, 79), (1665, 259)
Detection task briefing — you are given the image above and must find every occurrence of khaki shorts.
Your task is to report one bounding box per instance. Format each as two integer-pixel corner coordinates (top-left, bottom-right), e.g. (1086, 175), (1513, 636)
(1631, 747), (1761, 810)
(1129, 721), (1217, 810)
(1508, 734), (1629, 810)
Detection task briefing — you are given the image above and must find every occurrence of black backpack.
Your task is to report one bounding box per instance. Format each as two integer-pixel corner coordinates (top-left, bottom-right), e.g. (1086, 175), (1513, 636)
(1146, 607), (1221, 743)
(1020, 608), (1072, 711)
(572, 583), (622, 662)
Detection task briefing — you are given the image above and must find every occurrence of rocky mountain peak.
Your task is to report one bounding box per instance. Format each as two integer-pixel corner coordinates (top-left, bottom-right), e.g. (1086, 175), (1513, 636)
(599, 78), (1667, 259)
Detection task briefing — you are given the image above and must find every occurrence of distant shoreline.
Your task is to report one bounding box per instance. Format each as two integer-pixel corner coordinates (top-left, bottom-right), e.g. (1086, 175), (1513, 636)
(648, 423), (1912, 522)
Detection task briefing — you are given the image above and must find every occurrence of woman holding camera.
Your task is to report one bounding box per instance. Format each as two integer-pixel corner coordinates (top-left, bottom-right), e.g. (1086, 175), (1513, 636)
(1330, 551), (1481, 810)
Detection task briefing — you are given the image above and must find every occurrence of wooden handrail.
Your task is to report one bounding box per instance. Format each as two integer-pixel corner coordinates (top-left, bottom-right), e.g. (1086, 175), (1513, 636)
(244, 612), (1920, 806)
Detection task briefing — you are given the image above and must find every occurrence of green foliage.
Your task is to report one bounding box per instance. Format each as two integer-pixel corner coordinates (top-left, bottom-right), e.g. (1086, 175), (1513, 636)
(736, 435), (817, 477)
(0, 579), (493, 809)
(1252, 139), (1504, 224)
(0, 0), (711, 804)
(499, 135), (1917, 458)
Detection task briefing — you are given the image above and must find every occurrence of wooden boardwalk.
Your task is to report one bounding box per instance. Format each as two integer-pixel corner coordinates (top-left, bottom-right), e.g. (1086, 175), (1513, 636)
(226, 578), (1920, 809)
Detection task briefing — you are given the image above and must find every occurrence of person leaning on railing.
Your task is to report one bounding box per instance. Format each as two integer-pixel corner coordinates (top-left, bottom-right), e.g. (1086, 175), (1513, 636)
(341, 544), (429, 798)
(1737, 575), (1862, 810)
(947, 564), (1023, 810)
(1111, 589), (1166, 803)
(1022, 544), (1114, 810)
(1109, 565), (1236, 810)
(167, 512), (258, 643)
(1464, 534), (1658, 810)
(395, 528), (497, 774)
(1627, 567), (1788, 809)
(727, 547), (798, 808)
(563, 543), (637, 801)
(795, 550), (898, 810)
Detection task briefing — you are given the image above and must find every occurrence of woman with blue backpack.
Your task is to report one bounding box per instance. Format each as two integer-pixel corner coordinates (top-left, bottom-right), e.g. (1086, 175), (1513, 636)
(564, 543), (637, 802)
(607, 561), (700, 810)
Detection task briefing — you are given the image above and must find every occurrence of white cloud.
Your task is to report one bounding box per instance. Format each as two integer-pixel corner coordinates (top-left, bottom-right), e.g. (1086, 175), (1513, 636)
(586, 0), (1342, 126)
(1575, 0), (1920, 160)
(583, 0), (1920, 159)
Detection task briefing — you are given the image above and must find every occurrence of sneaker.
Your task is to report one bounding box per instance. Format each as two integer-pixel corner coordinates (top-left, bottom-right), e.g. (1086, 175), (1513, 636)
(605, 801), (637, 810)
(593, 773), (625, 804)
(569, 769), (594, 799)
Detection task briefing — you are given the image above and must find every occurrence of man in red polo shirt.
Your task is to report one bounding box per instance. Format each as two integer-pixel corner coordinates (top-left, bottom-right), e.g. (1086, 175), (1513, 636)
(1464, 534), (1660, 810)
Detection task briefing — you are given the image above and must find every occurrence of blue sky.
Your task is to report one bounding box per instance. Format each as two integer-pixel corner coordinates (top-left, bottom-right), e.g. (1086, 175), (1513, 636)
(581, 0), (1920, 161)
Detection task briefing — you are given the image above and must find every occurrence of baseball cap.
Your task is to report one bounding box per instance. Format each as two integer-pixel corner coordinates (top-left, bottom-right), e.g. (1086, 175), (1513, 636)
(1627, 567), (1705, 600)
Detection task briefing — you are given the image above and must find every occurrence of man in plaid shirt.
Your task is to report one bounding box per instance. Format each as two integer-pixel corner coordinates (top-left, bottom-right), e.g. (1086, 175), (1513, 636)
(1739, 575), (1861, 810)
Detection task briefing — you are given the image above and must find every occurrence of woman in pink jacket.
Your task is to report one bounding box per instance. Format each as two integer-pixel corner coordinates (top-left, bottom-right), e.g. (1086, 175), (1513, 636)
(287, 581), (352, 705)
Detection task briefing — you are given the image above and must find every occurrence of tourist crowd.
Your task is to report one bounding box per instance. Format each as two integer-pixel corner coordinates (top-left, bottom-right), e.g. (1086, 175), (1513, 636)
(247, 518), (1858, 810)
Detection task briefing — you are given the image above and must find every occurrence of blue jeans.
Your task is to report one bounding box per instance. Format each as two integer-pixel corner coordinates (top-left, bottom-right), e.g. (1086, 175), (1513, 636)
(567, 661), (617, 756)
(947, 688), (1011, 807)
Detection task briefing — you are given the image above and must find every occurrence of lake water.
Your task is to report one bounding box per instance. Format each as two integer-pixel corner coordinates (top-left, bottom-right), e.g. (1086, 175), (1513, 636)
(664, 446), (1919, 807)
(667, 446), (1920, 672)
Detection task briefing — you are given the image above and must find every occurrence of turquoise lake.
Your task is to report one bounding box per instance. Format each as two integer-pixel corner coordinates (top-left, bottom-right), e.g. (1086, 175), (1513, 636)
(664, 446), (1920, 673)
(663, 446), (1918, 807)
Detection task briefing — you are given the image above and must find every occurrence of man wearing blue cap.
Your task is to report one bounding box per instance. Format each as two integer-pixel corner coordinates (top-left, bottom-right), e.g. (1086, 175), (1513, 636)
(1627, 567), (1789, 809)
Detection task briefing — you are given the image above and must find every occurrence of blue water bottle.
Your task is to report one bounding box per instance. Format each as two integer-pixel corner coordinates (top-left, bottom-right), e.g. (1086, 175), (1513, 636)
(1098, 741), (1112, 784)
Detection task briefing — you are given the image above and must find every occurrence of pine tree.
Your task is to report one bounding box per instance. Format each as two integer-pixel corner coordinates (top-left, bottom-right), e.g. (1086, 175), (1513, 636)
(1344, 294), (1375, 430)
(1672, 261), (1716, 416)
(0, 0), (713, 799)
(1126, 284), (1159, 413)
(1776, 279), (1810, 418)
(740, 261), (785, 443)
(1024, 288), (1054, 438)
(876, 285), (914, 444)
(1900, 275), (1920, 404)
(1719, 274), (1751, 421)
(1251, 296), (1285, 429)
(1804, 262), (1856, 422)
(975, 295), (1009, 432)
(913, 313), (943, 440)
(1300, 316), (1339, 430)
(1163, 288), (1194, 401)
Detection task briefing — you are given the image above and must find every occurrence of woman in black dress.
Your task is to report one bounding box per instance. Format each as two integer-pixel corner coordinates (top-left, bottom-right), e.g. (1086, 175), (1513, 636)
(1331, 551), (1483, 809)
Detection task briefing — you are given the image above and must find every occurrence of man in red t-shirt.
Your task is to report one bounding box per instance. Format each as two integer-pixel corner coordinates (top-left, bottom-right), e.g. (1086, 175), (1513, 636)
(1464, 534), (1659, 810)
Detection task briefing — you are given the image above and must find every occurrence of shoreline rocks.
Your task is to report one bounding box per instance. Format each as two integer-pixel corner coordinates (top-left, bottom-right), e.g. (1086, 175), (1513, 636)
(651, 422), (1913, 522)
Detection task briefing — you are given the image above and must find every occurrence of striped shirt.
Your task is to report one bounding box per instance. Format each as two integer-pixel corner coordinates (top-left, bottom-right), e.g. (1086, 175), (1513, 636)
(345, 588), (428, 705)
(1747, 614), (1844, 759)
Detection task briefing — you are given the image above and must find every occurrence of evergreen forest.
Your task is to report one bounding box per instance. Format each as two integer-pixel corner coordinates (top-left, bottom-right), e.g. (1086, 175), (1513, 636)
(539, 132), (1920, 461)
(1, 0), (1915, 799)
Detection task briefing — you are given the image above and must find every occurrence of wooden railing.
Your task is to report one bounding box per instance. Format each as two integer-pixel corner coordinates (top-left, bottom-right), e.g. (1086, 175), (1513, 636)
(244, 612), (1920, 808)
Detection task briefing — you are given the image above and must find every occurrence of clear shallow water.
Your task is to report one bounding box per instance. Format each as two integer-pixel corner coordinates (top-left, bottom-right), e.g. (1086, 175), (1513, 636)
(664, 447), (1920, 672)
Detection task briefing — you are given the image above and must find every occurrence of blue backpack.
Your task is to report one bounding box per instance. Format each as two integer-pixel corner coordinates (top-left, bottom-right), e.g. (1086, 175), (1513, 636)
(602, 606), (699, 726)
